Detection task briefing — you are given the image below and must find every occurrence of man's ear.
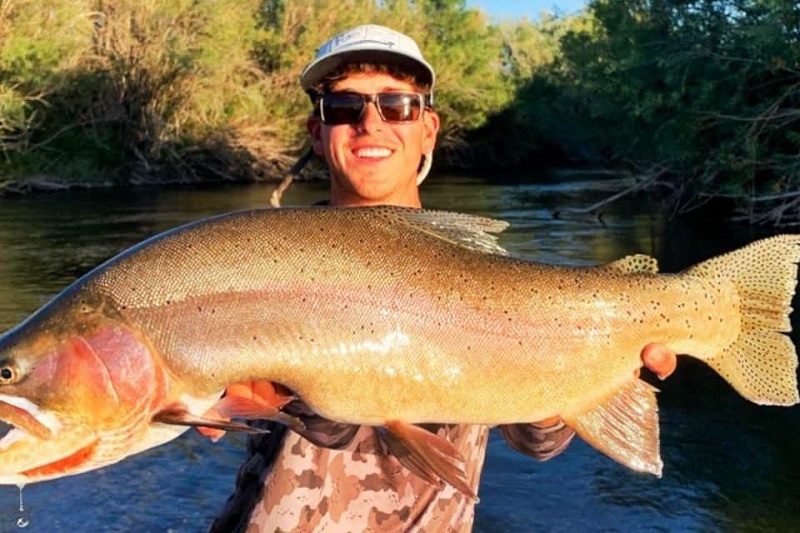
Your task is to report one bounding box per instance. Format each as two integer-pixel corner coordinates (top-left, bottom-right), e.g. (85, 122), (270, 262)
(307, 115), (324, 155)
(422, 109), (440, 154)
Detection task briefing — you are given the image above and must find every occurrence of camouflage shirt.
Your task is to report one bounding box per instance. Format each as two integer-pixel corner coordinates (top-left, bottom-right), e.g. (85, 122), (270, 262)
(211, 422), (489, 533)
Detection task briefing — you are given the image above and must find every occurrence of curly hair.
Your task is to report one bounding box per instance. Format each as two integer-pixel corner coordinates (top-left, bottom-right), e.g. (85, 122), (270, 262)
(309, 62), (432, 101)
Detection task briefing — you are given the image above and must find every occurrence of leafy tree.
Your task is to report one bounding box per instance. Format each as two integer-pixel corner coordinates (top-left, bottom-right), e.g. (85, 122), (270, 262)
(492, 0), (800, 223)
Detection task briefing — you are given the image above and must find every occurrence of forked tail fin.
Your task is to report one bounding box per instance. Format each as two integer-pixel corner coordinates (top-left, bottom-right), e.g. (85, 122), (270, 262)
(684, 234), (800, 406)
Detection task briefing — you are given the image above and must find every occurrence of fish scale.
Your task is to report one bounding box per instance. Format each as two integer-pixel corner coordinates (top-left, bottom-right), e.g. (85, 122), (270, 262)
(0, 206), (797, 493)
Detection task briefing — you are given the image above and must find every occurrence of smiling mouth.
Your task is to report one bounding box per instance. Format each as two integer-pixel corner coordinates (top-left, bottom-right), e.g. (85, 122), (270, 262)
(354, 147), (392, 158)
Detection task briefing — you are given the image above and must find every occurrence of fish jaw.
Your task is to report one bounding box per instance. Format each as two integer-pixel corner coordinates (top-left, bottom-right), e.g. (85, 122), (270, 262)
(0, 394), (60, 441)
(0, 396), (203, 484)
(0, 391), (115, 484)
(0, 405), (98, 484)
(0, 302), (201, 484)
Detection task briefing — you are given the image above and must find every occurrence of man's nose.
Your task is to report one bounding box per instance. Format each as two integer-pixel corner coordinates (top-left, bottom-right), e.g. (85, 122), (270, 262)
(358, 100), (384, 131)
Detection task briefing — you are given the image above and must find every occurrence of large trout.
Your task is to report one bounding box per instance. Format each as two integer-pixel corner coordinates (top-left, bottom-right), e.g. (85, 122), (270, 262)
(0, 206), (798, 496)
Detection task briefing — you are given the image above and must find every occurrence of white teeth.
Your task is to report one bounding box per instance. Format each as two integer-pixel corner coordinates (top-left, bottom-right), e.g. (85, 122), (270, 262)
(355, 147), (391, 158)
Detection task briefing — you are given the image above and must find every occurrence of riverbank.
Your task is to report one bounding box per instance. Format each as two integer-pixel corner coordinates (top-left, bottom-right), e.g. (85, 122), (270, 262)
(3, 1), (798, 225)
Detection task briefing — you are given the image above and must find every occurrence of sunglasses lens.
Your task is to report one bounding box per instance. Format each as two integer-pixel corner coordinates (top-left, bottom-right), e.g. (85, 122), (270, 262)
(320, 92), (424, 125)
(321, 94), (365, 125)
(377, 93), (422, 122)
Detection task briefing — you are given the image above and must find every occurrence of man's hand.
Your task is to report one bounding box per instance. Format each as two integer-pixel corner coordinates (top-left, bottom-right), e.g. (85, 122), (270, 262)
(195, 380), (295, 441)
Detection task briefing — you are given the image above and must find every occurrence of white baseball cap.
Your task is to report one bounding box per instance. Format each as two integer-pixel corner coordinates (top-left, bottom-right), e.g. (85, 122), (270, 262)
(300, 24), (435, 93)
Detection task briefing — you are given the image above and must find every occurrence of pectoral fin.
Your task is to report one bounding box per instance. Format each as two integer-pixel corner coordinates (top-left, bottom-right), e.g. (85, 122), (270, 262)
(499, 417), (576, 461)
(381, 421), (476, 500)
(153, 405), (268, 435)
(563, 377), (662, 476)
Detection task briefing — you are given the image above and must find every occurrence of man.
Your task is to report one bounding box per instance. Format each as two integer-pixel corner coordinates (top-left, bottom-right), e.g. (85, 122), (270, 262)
(210, 24), (677, 532)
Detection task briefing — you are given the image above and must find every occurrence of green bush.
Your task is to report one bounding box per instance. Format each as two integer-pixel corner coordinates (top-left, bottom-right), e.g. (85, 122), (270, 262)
(0, 0), (515, 187)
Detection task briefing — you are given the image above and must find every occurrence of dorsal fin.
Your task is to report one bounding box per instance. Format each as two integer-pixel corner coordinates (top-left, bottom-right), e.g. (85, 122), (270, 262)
(380, 207), (509, 255)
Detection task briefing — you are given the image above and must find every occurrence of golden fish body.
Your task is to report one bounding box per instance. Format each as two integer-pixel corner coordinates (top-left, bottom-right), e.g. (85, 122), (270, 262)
(0, 206), (797, 490)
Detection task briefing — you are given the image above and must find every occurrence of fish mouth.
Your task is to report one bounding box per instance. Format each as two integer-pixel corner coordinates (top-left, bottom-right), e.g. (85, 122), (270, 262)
(0, 394), (96, 484)
(0, 394), (60, 446)
(0, 418), (11, 443)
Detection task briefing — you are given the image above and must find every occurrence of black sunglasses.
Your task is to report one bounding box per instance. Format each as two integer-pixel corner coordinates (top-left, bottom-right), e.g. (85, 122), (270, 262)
(318, 92), (429, 125)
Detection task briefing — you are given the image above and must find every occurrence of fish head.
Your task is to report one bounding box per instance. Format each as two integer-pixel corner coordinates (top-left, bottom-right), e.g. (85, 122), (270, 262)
(0, 294), (208, 485)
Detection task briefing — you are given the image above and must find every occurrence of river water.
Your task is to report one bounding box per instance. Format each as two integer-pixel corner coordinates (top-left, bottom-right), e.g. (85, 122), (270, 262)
(0, 175), (798, 532)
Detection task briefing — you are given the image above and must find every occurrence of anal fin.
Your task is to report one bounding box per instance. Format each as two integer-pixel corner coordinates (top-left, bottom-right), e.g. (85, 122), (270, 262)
(381, 421), (477, 500)
(563, 377), (662, 476)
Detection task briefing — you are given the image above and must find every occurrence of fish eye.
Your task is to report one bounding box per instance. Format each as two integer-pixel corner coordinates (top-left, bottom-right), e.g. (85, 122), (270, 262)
(0, 365), (17, 384)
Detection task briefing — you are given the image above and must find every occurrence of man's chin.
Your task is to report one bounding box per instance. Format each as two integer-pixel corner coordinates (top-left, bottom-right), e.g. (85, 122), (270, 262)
(332, 176), (419, 207)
